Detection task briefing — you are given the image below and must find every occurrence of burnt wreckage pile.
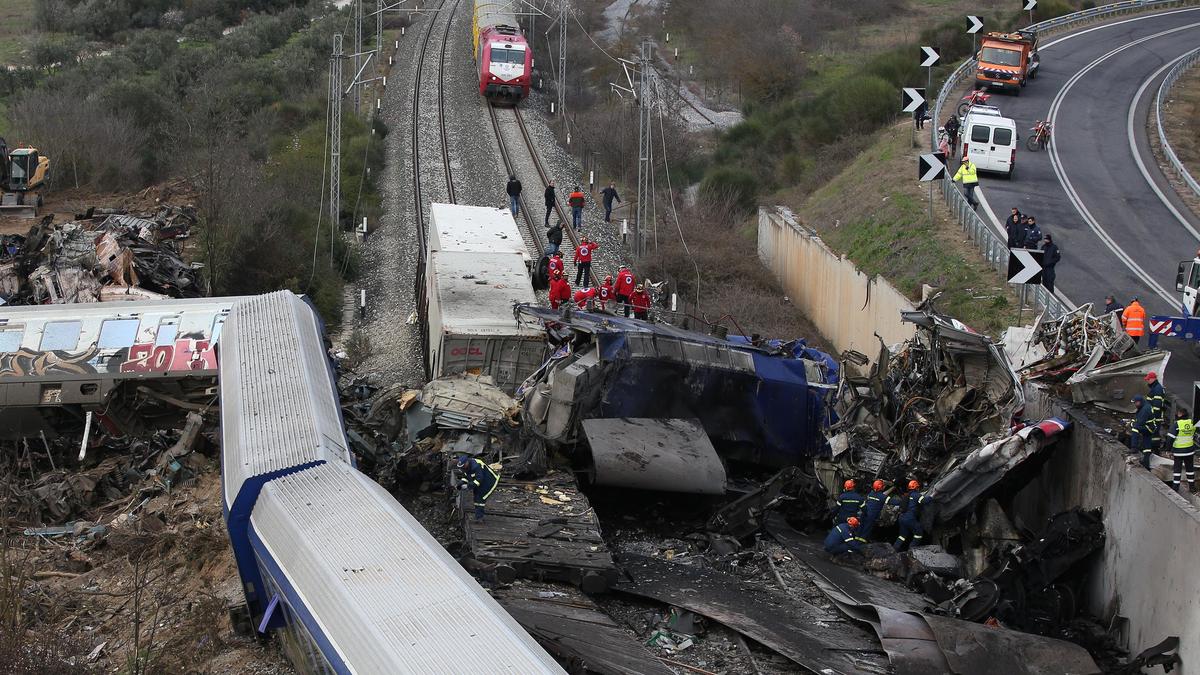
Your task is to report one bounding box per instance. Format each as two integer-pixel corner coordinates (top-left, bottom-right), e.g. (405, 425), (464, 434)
(0, 206), (202, 304)
(343, 303), (1179, 673)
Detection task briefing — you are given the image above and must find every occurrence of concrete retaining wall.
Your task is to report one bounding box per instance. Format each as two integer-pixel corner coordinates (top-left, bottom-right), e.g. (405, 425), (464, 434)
(1014, 384), (1200, 671)
(757, 207), (916, 360)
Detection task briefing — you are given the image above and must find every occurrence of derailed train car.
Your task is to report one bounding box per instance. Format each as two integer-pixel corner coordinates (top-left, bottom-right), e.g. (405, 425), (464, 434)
(514, 304), (836, 492)
(220, 291), (561, 673)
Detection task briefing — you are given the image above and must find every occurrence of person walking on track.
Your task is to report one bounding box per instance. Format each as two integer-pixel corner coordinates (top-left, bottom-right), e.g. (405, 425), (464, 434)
(506, 175), (522, 218)
(544, 180), (557, 227)
(568, 186), (586, 229)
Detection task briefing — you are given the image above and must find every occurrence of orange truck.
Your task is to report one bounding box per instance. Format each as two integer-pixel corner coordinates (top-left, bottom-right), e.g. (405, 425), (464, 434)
(974, 31), (1040, 94)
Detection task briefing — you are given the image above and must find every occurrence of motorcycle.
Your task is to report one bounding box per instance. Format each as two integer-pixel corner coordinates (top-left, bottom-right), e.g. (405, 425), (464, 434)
(1026, 120), (1052, 151)
(956, 89), (993, 116)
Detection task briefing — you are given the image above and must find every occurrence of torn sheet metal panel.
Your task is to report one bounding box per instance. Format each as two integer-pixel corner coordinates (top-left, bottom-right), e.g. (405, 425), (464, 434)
(416, 374), (516, 430)
(581, 418), (726, 494)
(516, 304), (830, 466)
(616, 553), (891, 673)
(493, 584), (675, 675)
(783, 523), (1102, 674)
(926, 418), (1071, 523)
(1066, 350), (1171, 412)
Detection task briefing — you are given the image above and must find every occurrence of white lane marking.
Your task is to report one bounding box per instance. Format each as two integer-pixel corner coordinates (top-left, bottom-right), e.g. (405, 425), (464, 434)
(1127, 51), (1199, 239)
(978, 185), (1079, 308)
(1047, 22), (1200, 307)
(1040, 6), (1200, 51)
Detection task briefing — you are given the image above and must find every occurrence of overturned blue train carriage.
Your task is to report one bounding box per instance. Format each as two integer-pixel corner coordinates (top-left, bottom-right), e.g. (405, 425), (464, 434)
(515, 305), (837, 470)
(219, 292), (562, 674)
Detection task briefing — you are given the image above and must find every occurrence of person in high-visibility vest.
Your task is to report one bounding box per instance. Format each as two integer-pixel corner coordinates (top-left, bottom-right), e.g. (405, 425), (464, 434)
(1121, 298), (1146, 344)
(1167, 408), (1196, 493)
(952, 158), (979, 209)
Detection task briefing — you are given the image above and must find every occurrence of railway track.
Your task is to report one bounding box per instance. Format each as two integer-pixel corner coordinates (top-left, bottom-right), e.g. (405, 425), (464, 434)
(486, 103), (546, 259)
(410, 0), (459, 376)
(411, 0), (459, 244)
(487, 103), (599, 286)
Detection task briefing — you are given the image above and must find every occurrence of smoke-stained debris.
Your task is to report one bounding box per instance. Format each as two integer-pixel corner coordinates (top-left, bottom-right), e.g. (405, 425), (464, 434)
(0, 205), (202, 305)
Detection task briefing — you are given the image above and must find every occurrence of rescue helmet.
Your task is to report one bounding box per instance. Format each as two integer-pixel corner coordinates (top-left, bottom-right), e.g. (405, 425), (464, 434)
(843, 479), (855, 491)
(872, 480), (885, 491)
(908, 480), (920, 491)
(1145, 372), (1158, 382)
(456, 455), (469, 468)
(847, 517), (860, 528)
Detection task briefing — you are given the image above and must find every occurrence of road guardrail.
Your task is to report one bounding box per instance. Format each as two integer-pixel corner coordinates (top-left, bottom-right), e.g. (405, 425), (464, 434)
(1156, 46), (1200, 200)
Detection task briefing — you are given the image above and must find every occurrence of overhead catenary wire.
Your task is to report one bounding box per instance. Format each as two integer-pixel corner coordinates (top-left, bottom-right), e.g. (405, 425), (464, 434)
(657, 97), (701, 315)
(307, 64), (334, 292)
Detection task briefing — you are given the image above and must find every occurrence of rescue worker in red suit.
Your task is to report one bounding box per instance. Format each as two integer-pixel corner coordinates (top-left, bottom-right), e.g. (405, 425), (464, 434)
(574, 236), (597, 286)
(547, 251), (564, 280)
(597, 275), (615, 311)
(548, 269), (571, 309)
(573, 287), (595, 310)
(630, 284), (651, 320)
(614, 266), (636, 317)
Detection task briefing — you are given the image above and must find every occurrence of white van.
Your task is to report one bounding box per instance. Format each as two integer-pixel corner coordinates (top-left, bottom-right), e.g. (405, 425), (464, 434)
(962, 106), (1018, 178)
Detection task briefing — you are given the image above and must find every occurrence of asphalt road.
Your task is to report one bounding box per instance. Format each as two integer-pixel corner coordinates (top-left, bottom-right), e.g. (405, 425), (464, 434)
(968, 7), (1200, 391)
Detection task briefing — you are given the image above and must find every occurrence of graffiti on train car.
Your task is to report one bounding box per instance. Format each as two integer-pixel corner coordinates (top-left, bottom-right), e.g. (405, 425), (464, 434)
(0, 339), (217, 379)
(0, 346), (101, 378)
(119, 339), (216, 373)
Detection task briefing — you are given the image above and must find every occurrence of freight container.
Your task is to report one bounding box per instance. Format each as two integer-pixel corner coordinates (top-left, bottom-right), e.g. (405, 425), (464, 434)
(425, 249), (543, 392)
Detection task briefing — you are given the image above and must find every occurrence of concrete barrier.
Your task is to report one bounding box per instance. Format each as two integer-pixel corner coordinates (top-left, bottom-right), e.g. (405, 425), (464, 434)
(1014, 384), (1200, 671)
(757, 207), (916, 360)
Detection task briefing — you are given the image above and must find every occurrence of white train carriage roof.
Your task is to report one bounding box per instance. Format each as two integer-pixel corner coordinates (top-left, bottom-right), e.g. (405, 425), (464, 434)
(220, 291), (351, 507)
(250, 461), (564, 674)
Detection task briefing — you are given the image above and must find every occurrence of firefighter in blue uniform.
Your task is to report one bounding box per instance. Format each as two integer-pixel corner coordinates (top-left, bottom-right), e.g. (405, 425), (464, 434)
(860, 479), (899, 539)
(1146, 372), (1166, 450)
(456, 455), (500, 522)
(1129, 395), (1155, 469)
(824, 516), (865, 555)
(833, 480), (864, 523)
(893, 480), (929, 552)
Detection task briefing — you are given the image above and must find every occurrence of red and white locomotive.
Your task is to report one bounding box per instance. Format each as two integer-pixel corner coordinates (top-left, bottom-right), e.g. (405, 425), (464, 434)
(472, 2), (532, 102)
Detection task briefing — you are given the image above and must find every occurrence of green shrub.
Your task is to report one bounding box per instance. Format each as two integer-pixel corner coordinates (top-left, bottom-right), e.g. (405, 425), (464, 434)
(700, 166), (759, 213)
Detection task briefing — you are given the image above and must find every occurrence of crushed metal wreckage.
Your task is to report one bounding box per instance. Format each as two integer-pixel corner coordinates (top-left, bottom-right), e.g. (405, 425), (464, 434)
(0, 205), (202, 305)
(827, 308), (1024, 485)
(1007, 303), (1169, 412)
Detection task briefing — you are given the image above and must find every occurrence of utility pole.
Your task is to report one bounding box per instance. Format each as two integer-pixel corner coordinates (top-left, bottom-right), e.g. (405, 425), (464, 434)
(330, 34), (344, 248)
(376, 0), (383, 71)
(354, 0), (363, 114)
(557, 0), (566, 124)
(635, 40), (653, 259)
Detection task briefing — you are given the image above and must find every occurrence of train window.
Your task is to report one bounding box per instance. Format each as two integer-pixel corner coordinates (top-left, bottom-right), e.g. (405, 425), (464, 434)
(491, 46), (525, 64)
(0, 330), (21, 353)
(155, 320), (178, 347)
(211, 313), (227, 343)
(41, 321), (82, 351)
(98, 319), (140, 349)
